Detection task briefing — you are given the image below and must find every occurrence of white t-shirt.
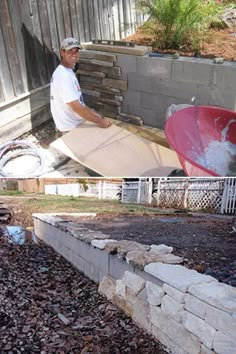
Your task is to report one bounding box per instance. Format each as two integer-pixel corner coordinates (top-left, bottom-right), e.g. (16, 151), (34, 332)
(50, 64), (85, 132)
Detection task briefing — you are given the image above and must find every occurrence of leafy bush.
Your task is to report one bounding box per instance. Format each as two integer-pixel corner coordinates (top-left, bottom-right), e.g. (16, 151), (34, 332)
(138, 0), (225, 49)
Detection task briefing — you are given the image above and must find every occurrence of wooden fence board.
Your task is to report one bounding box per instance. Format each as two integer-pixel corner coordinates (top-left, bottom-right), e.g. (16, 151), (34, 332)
(69, 0), (79, 40)
(61, 0), (72, 38)
(19, 0), (41, 90)
(93, 0), (102, 40)
(0, 0), (25, 97)
(0, 25), (15, 101)
(54, 0), (66, 45)
(30, 0), (49, 86)
(75, 0), (85, 43)
(82, 0), (91, 42)
(87, 0), (96, 40)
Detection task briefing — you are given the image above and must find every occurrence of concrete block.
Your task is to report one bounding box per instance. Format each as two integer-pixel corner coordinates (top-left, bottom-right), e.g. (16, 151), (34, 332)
(57, 243), (73, 263)
(145, 263), (216, 292)
(188, 282), (236, 312)
(184, 293), (207, 319)
(122, 271), (145, 295)
(127, 73), (153, 93)
(213, 63), (236, 90)
(109, 254), (134, 280)
(172, 59), (214, 84)
(213, 331), (236, 354)
(182, 311), (216, 349)
(89, 247), (109, 274)
(83, 259), (99, 283)
(151, 78), (197, 100)
(71, 252), (84, 273)
(146, 281), (165, 306)
(163, 284), (185, 304)
(197, 85), (211, 105)
(205, 304), (236, 341)
(150, 306), (201, 354)
(123, 104), (162, 128)
(161, 295), (184, 322)
(141, 92), (166, 110)
(123, 90), (142, 107)
(208, 86), (236, 110)
(103, 78), (127, 91)
(137, 57), (172, 79)
(116, 55), (138, 80)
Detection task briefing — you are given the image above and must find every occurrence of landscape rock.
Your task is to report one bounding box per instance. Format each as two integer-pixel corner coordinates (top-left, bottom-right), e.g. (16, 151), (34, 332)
(151, 244), (174, 255)
(145, 263), (216, 292)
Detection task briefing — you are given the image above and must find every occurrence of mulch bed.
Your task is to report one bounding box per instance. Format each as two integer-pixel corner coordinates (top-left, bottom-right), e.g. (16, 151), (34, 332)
(0, 235), (167, 354)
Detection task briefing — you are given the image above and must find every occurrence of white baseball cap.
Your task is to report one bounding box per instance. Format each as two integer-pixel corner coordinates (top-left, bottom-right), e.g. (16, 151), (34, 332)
(60, 37), (83, 50)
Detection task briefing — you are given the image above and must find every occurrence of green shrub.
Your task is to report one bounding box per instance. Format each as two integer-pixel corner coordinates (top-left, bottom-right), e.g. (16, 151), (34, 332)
(138, 0), (225, 49)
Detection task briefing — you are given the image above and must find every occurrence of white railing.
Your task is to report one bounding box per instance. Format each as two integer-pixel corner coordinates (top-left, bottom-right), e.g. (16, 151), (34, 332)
(122, 178), (236, 214)
(45, 182), (120, 200)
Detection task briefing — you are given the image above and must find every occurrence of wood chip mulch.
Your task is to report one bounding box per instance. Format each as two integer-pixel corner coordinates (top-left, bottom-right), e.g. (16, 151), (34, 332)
(0, 235), (168, 354)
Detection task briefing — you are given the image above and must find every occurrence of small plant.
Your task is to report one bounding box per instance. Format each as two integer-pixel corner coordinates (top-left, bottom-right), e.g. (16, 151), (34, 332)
(138, 0), (225, 50)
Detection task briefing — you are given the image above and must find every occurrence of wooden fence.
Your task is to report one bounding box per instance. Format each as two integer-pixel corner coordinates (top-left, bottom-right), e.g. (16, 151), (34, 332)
(0, 0), (146, 105)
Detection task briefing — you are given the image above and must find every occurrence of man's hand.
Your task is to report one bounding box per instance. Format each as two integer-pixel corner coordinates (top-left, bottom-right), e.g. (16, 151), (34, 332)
(97, 117), (111, 128)
(92, 111), (111, 128)
(68, 101), (111, 128)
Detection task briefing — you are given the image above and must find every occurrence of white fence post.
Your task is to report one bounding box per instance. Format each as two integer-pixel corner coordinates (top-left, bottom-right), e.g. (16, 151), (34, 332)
(137, 179), (141, 203)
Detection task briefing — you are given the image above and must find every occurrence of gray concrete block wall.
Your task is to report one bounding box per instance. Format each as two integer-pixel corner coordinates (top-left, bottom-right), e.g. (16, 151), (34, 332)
(33, 214), (236, 354)
(117, 54), (236, 129)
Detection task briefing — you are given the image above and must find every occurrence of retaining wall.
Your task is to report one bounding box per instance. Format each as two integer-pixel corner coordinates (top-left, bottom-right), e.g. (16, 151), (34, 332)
(33, 213), (236, 354)
(80, 47), (236, 129)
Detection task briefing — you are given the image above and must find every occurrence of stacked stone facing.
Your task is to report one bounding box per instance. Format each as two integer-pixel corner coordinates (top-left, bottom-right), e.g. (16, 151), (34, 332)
(33, 213), (236, 354)
(77, 50), (143, 125)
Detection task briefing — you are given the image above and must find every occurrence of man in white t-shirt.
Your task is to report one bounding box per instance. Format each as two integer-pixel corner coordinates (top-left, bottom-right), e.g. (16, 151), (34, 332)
(50, 37), (111, 132)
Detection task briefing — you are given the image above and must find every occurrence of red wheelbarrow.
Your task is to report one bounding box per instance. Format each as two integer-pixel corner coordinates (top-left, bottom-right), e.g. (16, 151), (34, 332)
(165, 106), (236, 176)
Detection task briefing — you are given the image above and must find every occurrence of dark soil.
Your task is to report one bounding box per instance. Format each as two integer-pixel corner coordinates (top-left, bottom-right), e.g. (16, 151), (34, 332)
(0, 235), (167, 354)
(76, 213), (236, 287)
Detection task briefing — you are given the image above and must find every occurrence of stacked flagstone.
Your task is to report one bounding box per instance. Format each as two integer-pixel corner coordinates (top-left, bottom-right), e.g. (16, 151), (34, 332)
(33, 213), (236, 354)
(78, 50), (143, 125)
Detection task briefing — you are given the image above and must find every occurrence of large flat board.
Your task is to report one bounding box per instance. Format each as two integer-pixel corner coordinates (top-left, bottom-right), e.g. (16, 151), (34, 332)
(50, 122), (181, 177)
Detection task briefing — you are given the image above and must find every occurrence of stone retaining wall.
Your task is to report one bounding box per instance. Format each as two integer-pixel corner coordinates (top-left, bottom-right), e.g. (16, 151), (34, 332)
(33, 213), (236, 354)
(79, 46), (236, 129)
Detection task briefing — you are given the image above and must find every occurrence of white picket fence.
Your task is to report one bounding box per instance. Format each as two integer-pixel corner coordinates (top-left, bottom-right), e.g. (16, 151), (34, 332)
(122, 178), (236, 214)
(45, 182), (120, 200)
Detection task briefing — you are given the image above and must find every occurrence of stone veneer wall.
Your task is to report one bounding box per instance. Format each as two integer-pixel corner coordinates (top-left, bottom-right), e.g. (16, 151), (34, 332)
(33, 213), (236, 354)
(78, 49), (236, 129)
(78, 50), (144, 126)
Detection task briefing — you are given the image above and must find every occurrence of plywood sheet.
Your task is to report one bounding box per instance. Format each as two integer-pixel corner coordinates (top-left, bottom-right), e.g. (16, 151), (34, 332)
(50, 122), (181, 177)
